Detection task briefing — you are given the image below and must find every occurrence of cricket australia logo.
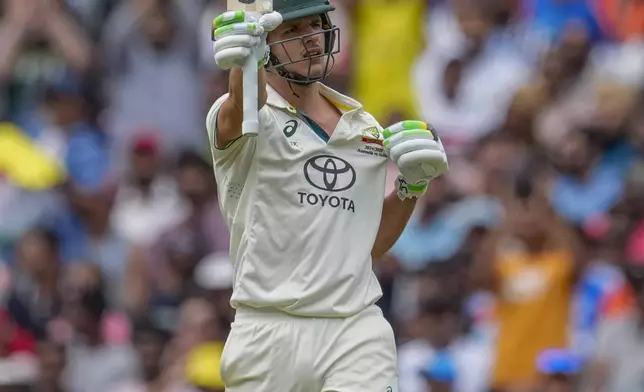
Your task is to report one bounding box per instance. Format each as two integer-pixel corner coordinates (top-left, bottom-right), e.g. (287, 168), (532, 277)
(358, 126), (387, 158)
(361, 126), (383, 145)
(299, 155), (356, 213)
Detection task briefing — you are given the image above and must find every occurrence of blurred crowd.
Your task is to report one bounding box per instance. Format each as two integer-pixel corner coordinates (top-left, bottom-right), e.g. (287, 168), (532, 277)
(0, 0), (642, 391)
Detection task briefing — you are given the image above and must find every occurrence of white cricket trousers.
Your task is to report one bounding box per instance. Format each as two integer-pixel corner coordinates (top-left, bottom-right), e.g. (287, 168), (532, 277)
(220, 305), (399, 392)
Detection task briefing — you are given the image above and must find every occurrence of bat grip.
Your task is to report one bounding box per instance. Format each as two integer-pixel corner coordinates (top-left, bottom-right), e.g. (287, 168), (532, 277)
(242, 51), (260, 137)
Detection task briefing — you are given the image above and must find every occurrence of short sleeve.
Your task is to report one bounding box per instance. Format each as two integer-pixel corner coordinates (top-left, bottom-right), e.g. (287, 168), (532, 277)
(206, 94), (269, 220)
(206, 94), (257, 165)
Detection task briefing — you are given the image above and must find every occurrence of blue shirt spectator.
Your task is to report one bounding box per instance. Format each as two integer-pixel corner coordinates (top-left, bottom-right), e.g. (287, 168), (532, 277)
(391, 196), (503, 271)
(551, 141), (636, 224)
(522, 0), (605, 44)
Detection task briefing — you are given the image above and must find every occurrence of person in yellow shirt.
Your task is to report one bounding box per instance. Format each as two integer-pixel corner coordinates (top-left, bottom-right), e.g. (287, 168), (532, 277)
(471, 172), (585, 391)
(596, 0), (644, 42)
(0, 122), (64, 190)
(346, 0), (426, 122)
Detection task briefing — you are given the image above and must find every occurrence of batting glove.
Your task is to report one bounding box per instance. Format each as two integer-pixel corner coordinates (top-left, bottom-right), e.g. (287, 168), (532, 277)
(383, 120), (449, 200)
(212, 10), (282, 70)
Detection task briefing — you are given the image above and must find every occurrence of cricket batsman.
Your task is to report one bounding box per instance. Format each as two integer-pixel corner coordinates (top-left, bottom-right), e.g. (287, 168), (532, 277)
(207, 0), (449, 391)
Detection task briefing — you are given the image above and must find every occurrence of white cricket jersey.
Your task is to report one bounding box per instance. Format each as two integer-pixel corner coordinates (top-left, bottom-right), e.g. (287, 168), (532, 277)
(206, 83), (388, 317)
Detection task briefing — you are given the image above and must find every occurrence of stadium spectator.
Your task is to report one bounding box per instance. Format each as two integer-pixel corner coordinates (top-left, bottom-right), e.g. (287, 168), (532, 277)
(35, 339), (67, 392)
(0, 0), (642, 390)
(100, 0), (206, 173)
(62, 285), (138, 392)
(472, 172), (584, 390)
(7, 228), (62, 340)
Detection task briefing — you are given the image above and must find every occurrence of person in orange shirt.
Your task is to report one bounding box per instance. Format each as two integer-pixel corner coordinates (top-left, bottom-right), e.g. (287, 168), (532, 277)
(595, 0), (644, 42)
(598, 220), (644, 319)
(471, 171), (585, 391)
(601, 280), (635, 318)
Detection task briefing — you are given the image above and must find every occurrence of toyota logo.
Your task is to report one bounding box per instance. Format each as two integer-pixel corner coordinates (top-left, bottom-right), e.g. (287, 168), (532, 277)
(304, 155), (356, 192)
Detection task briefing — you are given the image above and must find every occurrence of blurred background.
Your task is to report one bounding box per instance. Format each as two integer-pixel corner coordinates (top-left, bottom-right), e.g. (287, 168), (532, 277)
(0, 0), (642, 391)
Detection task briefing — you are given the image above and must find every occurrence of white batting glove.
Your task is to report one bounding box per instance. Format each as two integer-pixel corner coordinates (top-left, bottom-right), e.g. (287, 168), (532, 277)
(212, 10), (282, 70)
(383, 120), (449, 200)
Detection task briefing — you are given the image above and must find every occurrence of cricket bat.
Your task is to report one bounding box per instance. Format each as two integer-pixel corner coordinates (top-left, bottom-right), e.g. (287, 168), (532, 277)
(227, 0), (273, 137)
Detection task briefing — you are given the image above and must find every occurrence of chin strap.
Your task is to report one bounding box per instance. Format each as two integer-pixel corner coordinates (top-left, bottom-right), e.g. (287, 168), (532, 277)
(288, 80), (300, 98)
(267, 53), (323, 98)
(269, 53), (322, 86)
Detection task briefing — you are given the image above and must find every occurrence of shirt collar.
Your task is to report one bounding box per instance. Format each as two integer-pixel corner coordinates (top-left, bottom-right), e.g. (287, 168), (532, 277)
(266, 83), (363, 114)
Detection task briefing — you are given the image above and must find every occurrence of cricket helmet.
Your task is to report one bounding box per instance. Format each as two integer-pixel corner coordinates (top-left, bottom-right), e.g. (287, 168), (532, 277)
(267, 0), (340, 85)
(273, 0), (335, 21)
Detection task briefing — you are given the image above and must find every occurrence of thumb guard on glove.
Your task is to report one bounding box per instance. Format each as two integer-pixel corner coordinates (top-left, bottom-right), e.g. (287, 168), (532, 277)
(383, 120), (449, 199)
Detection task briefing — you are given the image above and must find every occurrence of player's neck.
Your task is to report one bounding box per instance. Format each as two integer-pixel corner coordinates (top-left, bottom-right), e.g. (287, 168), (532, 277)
(269, 78), (323, 113)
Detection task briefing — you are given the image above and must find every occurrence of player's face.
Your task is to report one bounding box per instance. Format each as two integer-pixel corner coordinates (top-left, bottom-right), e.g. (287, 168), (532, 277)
(268, 15), (328, 79)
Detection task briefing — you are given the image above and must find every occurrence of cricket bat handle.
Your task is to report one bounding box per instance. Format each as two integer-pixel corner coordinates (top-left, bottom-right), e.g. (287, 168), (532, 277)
(242, 48), (260, 137)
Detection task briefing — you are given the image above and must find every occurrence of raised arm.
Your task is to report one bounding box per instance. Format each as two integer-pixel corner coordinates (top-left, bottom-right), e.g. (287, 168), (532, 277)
(210, 10), (282, 148)
(40, 1), (92, 72)
(216, 67), (268, 149)
(0, 1), (32, 81)
(469, 229), (501, 292)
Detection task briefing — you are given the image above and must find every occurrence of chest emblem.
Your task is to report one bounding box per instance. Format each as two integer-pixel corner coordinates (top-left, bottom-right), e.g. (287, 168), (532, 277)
(303, 155), (356, 192)
(358, 127), (388, 158)
(299, 155), (357, 213)
(283, 120), (298, 138)
(360, 126), (383, 145)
